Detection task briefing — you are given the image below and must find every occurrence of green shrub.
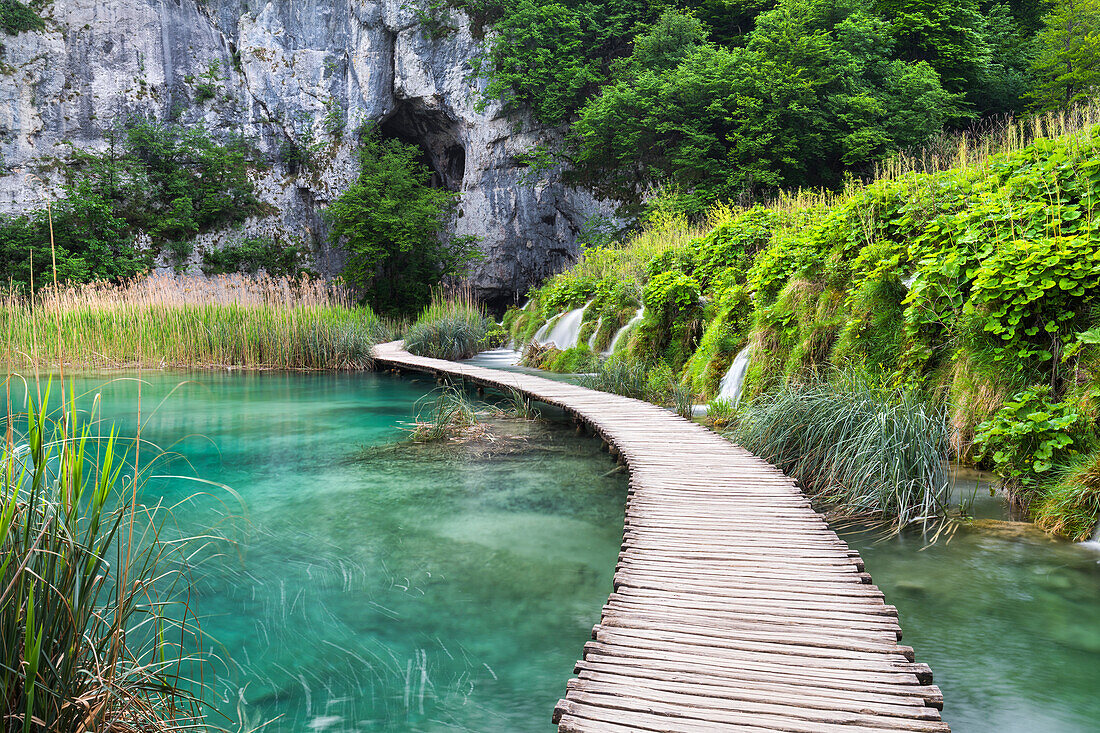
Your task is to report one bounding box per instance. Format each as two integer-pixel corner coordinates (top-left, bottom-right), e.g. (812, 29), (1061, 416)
(642, 271), (700, 322)
(974, 385), (1090, 494)
(0, 0), (42, 35)
(326, 128), (479, 315)
(201, 237), (313, 278)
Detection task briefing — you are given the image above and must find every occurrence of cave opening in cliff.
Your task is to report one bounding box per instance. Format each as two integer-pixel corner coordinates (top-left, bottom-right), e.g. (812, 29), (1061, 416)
(379, 102), (465, 192)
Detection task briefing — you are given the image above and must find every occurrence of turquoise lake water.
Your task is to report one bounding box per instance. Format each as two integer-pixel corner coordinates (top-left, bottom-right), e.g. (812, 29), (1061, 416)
(15, 371), (1100, 731)
(47, 371), (627, 732)
(839, 472), (1100, 733)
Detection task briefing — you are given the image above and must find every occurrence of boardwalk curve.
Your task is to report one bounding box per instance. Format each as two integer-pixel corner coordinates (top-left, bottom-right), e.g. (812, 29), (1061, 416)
(373, 342), (948, 732)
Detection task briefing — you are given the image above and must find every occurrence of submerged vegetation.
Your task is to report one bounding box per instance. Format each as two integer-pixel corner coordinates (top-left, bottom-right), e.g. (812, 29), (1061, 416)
(508, 108), (1100, 536)
(3, 274), (382, 370)
(0, 388), (206, 731)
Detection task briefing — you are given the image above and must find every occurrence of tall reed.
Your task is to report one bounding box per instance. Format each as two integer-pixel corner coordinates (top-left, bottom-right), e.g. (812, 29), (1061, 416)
(404, 286), (504, 361)
(1, 386), (206, 732)
(733, 371), (953, 528)
(3, 273), (382, 370)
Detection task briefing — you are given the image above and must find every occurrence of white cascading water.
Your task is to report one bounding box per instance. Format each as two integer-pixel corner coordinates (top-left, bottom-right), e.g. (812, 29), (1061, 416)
(603, 307), (644, 355)
(587, 317), (603, 350)
(531, 314), (559, 344)
(716, 344), (753, 405)
(537, 300), (592, 349)
(1082, 521), (1100, 551)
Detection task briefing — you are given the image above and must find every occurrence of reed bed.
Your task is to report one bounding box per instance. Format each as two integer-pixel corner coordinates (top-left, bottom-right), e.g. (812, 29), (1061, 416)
(404, 286), (504, 361)
(733, 371), (953, 529)
(1, 387), (207, 732)
(3, 273), (382, 370)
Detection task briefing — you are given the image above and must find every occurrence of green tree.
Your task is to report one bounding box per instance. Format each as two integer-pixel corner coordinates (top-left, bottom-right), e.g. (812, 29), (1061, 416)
(0, 185), (143, 292)
(326, 130), (479, 315)
(1028, 0), (1100, 109)
(571, 2), (960, 213)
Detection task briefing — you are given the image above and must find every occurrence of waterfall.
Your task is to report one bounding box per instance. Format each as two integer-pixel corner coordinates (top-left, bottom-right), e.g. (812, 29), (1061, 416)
(537, 300), (592, 349)
(716, 344), (753, 405)
(587, 317), (603, 350)
(603, 307), (644, 355)
(531, 315), (559, 344)
(1083, 521), (1100, 550)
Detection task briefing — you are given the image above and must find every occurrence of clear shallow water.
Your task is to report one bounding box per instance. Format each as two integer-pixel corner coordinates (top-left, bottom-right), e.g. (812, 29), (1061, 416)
(42, 371), (627, 732)
(837, 469), (1100, 733)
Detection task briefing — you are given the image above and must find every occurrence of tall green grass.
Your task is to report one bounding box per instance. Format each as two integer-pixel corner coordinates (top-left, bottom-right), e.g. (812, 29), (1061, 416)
(733, 371), (953, 528)
(1034, 450), (1100, 541)
(404, 288), (505, 361)
(3, 274), (382, 370)
(1, 386), (206, 731)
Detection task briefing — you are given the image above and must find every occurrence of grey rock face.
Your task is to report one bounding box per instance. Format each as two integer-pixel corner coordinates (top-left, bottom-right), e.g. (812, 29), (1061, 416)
(0, 0), (611, 306)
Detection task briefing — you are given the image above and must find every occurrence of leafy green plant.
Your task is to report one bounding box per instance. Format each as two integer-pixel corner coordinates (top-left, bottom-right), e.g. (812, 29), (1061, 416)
(642, 271), (700, 322)
(326, 128), (479, 315)
(0, 0), (42, 35)
(1, 389), (206, 731)
(974, 385), (1088, 491)
(200, 237), (313, 278)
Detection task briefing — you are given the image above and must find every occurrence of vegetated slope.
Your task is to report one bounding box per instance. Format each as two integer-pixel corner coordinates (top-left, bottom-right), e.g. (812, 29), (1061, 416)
(505, 112), (1100, 538)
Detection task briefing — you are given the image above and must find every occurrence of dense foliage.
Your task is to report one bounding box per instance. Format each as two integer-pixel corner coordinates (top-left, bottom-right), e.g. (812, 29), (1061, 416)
(326, 129), (479, 316)
(0, 0), (42, 35)
(507, 117), (1100, 534)
(0, 119), (263, 291)
(404, 290), (507, 360)
(466, 0), (1096, 214)
(200, 237), (314, 278)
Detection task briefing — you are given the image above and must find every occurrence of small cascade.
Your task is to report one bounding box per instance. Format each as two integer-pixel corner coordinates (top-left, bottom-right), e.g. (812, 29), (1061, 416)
(531, 314), (560, 344)
(716, 344), (753, 406)
(538, 300), (592, 349)
(1082, 521), (1100, 551)
(603, 307), (644, 355)
(587, 317), (603, 350)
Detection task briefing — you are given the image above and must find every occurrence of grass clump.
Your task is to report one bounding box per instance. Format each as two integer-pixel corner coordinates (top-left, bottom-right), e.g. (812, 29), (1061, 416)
(580, 358), (650, 400)
(3, 273), (380, 370)
(405, 385), (484, 442)
(1034, 451), (1100, 540)
(404, 288), (505, 361)
(733, 371), (953, 529)
(1, 388), (206, 731)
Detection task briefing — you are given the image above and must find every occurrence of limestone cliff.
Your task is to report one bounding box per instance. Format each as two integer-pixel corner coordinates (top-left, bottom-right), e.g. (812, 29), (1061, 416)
(0, 0), (609, 306)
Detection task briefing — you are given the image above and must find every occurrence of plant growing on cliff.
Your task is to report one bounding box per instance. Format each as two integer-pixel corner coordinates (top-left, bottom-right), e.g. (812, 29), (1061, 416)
(0, 0), (43, 35)
(326, 128), (478, 315)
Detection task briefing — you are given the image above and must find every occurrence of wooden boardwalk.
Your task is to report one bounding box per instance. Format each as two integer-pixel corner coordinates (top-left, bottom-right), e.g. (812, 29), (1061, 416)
(373, 342), (949, 732)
